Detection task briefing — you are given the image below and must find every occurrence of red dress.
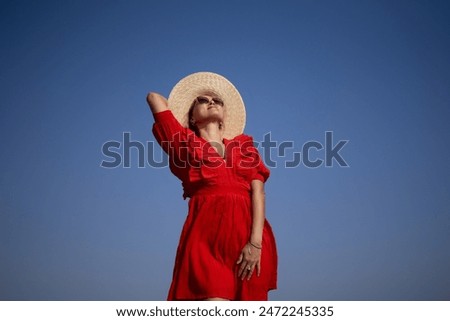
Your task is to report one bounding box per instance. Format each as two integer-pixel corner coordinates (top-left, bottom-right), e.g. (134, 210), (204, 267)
(152, 110), (277, 300)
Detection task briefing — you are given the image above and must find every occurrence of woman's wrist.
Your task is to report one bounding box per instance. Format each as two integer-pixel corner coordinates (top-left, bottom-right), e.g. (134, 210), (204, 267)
(248, 241), (262, 250)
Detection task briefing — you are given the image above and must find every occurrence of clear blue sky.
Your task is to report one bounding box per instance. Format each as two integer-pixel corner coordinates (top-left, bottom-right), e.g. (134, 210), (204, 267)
(1, 0), (449, 300)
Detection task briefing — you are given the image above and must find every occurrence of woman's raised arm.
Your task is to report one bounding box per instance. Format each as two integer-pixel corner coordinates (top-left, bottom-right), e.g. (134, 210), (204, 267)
(146, 92), (169, 114)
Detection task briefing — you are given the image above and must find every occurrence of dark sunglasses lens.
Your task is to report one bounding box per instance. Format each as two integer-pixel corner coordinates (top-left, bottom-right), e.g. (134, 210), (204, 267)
(213, 98), (224, 106)
(197, 97), (209, 104)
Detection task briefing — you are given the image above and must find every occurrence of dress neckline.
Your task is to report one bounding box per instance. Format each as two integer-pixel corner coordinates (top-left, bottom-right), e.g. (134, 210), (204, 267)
(197, 135), (226, 160)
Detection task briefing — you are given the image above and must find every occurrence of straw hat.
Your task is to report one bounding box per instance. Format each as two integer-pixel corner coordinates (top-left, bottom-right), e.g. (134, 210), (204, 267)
(168, 72), (246, 139)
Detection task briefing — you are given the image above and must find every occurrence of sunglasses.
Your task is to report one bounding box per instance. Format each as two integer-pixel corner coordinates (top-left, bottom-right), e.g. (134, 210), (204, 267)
(195, 96), (224, 107)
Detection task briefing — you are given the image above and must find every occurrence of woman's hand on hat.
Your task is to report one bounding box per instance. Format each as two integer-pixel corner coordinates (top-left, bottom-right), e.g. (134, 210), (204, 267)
(236, 243), (261, 281)
(146, 92), (168, 114)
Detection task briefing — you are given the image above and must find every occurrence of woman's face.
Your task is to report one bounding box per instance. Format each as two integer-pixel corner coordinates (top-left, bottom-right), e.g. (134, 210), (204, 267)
(191, 94), (225, 126)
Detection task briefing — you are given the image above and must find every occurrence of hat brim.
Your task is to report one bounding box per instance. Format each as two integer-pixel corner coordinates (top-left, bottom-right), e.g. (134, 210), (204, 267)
(167, 72), (246, 139)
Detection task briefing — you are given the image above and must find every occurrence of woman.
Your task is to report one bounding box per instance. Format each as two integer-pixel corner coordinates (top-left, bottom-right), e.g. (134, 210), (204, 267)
(146, 72), (277, 301)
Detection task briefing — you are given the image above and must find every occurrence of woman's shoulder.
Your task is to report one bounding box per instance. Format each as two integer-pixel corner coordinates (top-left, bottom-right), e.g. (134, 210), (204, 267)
(153, 109), (176, 123)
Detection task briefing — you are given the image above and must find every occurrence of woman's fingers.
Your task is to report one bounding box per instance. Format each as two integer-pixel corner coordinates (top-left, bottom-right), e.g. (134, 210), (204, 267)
(236, 253), (243, 265)
(237, 244), (262, 280)
(238, 260), (249, 277)
(241, 262), (251, 280)
(238, 259), (251, 278)
(247, 264), (255, 280)
(240, 261), (259, 280)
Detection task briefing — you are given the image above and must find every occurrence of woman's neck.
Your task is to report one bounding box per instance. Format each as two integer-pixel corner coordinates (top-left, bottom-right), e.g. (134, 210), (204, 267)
(197, 121), (224, 143)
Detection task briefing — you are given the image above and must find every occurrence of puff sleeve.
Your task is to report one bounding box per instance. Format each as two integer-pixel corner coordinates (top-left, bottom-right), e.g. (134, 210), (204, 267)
(234, 134), (270, 183)
(152, 110), (189, 180)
